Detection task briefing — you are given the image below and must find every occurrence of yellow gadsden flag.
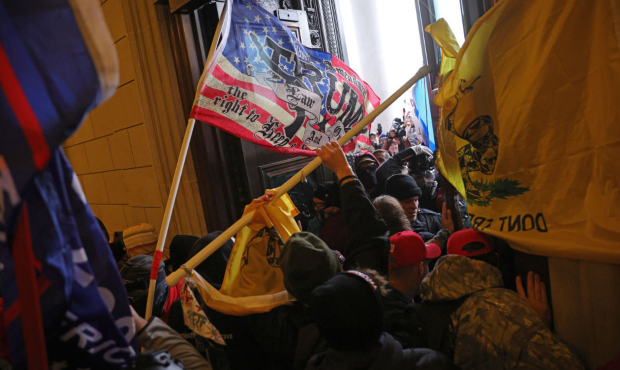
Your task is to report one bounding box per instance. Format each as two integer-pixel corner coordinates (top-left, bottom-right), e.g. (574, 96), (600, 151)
(434, 0), (620, 263)
(425, 18), (460, 87)
(190, 190), (300, 316)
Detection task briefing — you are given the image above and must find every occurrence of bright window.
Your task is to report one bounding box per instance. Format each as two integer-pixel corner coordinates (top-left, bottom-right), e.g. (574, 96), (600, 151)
(339, 0), (424, 132)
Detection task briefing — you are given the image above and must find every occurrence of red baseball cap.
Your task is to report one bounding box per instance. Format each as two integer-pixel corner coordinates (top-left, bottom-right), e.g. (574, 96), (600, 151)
(447, 229), (494, 257)
(389, 231), (441, 269)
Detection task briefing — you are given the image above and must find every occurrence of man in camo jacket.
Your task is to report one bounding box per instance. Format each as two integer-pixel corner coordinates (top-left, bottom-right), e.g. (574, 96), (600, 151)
(419, 254), (584, 370)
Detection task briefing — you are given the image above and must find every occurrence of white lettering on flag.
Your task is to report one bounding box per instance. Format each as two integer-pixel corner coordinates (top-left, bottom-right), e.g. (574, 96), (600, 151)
(72, 248), (89, 263)
(71, 172), (87, 204)
(74, 265), (94, 288)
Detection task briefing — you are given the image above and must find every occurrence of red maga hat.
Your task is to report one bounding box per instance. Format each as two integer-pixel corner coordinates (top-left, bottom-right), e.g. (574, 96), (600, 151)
(447, 229), (494, 257)
(389, 231), (441, 269)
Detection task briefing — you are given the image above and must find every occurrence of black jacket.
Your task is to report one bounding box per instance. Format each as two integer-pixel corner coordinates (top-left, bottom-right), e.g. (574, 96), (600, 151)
(375, 147), (416, 196)
(384, 287), (466, 357)
(384, 288), (426, 349)
(246, 179), (390, 369)
(305, 333), (459, 370)
(412, 208), (444, 241)
(340, 179), (390, 275)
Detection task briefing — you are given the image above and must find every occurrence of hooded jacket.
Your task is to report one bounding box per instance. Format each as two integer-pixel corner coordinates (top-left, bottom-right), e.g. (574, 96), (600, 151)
(419, 255), (584, 370)
(305, 332), (457, 370)
(121, 255), (168, 319)
(246, 179), (390, 369)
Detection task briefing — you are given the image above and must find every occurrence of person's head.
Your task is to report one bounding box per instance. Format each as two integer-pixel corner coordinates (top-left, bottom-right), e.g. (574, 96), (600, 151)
(388, 139), (400, 155)
(123, 223), (160, 259)
(169, 235), (199, 272)
(412, 170), (435, 190)
(388, 231), (440, 299)
(373, 195), (412, 236)
(379, 133), (387, 145)
(355, 153), (379, 194)
(109, 231), (128, 264)
(97, 217), (127, 263)
(313, 182), (340, 222)
(280, 232), (343, 304)
(355, 153), (379, 172)
(310, 270), (384, 351)
(384, 174), (422, 221)
(373, 149), (390, 165)
(189, 231), (234, 290)
(369, 133), (377, 143)
(447, 229), (498, 267)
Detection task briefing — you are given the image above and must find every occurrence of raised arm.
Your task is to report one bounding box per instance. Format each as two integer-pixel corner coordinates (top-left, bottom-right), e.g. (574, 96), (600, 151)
(316, 142), (390, 275)
(375, 145), (434, 200)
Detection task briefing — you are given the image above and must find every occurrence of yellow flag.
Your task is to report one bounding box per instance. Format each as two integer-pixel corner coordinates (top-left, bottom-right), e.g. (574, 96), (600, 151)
(434, 0), (620, 263)
(192, 189), (300, 316)
(425, 18), (464, 195)
(425, 18), (460, 87)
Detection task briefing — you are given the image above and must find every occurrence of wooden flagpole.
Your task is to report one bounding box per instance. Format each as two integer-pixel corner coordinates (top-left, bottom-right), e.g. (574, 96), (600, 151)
(144, 118), (196, 320)
(144, 0), (230, 320)
(165, 65), (431, 287)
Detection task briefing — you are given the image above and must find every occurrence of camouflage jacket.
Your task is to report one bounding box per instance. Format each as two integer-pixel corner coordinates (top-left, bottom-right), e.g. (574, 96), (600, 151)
(419, 255), (583, 370)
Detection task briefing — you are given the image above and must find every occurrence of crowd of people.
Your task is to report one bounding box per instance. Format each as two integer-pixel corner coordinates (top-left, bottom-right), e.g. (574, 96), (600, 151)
(369, 116), (426, 156)
(99, 137), (587, 369)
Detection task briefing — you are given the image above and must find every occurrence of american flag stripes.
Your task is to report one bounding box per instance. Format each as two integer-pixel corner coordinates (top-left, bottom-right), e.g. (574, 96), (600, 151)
(190, 0), (380, 156)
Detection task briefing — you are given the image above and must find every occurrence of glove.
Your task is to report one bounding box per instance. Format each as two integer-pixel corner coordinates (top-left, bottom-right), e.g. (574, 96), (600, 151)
(411, 144), (434, 158)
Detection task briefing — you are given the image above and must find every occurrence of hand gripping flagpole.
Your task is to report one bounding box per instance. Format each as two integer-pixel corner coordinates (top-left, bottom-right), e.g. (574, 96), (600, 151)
(144, 1), (232, 320)
(165, 65), (431, 288)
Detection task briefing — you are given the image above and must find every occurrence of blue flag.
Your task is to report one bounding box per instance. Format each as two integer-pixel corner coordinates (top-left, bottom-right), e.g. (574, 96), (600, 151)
(0, 0), (136, 368)
(413, 77), (435, 151)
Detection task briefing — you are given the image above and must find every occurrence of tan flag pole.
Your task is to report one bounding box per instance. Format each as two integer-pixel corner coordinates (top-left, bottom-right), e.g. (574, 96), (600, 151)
(164, 65), (431, 288)
(144, 0), (231, 320)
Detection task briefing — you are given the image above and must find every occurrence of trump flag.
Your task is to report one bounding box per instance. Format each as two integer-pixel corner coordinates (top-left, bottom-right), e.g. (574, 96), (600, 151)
(190, 0), (380, 155)
(0, 0), (136, 368)
(433, 1), (620, 263)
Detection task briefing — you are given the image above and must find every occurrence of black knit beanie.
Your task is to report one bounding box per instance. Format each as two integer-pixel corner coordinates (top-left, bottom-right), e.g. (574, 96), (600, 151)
(310, 271), (384, 351)
(385, 173), (423, 200)
(313, 182), (340, 208)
